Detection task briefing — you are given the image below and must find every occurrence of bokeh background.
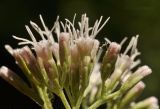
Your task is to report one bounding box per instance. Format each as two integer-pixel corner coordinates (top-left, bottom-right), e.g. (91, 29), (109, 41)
(0, 0), (160, 108)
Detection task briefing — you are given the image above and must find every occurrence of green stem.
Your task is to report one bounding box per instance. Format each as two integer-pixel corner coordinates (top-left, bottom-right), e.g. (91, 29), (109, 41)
(88, 99), (104, 109)
(73, 95), (83, 109)
(74, 89), (85, 109)
(37, 86), (53, 109)
(58, 90), (71, 109)
(101, 80), (106, 96)
(88, 91), (120, 109)
(65, 87), (74, 107)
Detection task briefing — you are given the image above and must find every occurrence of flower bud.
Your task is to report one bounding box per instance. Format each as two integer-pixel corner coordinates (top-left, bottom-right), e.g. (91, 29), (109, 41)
(120, 65), (152, 93)
(132, 97), (159, 109)
(0, 66), (42, 105)
(5, 45), (43, 82)
(34, 40), (52, 62)
(51, 42), (60, 64)
(70, 45), (80, 80)
(21, 46), (44, 81)
(59, 32), (71, 87)
(71, 45), (79, 65)
(119, 81), (145, 109)
(76, 37), (95, 58)
(70, 45), (81, 98)
(91, 39), (100, 60)
(101, 42), (121, 81)
(59, 32), (70, 66)
(0, 66), (29, 93)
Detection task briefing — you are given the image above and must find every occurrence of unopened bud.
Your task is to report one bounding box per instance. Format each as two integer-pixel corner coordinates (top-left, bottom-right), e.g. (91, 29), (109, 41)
(35, 40), (52, 62)
(51, 42), (60, 64)
(0, 66), (43, 105)
(59, 32), (70, 66)
(132, 97), (159, 109)
(59, 32), (71, 87)
(136, 65), (152, 77)
(76, 37), (95, 57)
(120, 65), (152, 93)
(108, 42), (121, 58)
(71, 45), (79, 64)
(20, 46), (36, 64)
(101, 42), (121, 81)
(70, 45), (80, 85)
(91, 39), (100, 60)
(0, 66), (32, 99)
(119, 81), (145, 109)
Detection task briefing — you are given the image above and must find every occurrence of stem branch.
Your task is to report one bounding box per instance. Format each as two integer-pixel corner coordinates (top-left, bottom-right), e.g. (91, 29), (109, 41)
(37, 86), (53, 109)
(88, 91), (120, 109)
(58, 90), (71, 109)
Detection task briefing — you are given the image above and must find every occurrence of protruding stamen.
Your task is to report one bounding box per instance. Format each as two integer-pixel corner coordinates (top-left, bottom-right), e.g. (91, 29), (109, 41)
(25, 25), (37, 43)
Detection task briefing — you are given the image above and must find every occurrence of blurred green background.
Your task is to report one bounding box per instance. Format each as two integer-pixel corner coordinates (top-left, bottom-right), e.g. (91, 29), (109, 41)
(0, 0), (160, 108)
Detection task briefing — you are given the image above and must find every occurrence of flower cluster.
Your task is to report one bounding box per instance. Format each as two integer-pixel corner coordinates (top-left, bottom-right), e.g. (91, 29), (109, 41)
(0, 14), (159, 109)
